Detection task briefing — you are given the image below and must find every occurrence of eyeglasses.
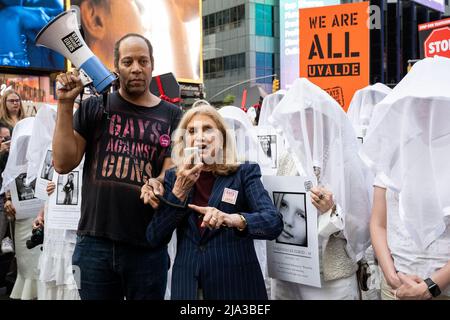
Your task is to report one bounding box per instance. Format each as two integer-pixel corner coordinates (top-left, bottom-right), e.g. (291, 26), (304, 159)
(6, 99), (20, 104)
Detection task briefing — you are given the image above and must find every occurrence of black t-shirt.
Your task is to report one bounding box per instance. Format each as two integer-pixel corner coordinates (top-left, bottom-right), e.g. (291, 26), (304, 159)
(73, 92), (182, 246)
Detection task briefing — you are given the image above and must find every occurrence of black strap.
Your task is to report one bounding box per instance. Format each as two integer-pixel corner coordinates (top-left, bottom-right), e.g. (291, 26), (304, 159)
(156, 194), (189, 209)
(78, 90), (83, 107)
(102, 92), (109, 120)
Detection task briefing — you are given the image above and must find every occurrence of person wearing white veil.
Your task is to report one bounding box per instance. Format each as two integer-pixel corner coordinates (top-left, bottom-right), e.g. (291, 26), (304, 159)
(347, 83), (392, 141)
(26, 105), (81, 300)
(1, 117), (43, 300)
(258, 90), (286, 129)
(218, 106), (272, 172)
(269, 78), (371, 300)
(218, 105), (273, 296)
(361, 57), (450, 300)
(347, 83), (391, 300)
(25, 104), (57, 185)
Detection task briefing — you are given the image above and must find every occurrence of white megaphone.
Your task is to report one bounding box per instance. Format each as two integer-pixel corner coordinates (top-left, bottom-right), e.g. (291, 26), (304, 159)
(35, 9), (117, 94)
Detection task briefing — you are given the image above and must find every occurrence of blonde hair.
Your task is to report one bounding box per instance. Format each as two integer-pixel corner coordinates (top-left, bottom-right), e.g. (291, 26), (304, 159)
(0, 89), (25, 128)
(172, 105), (239, 176)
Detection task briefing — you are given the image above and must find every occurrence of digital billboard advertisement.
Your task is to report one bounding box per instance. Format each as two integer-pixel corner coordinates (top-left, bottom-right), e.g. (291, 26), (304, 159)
(0, 0), (66, 71)
(280, 0), (341, 89)
(71, 0), (202, 83)
(0, 73), (58, 116)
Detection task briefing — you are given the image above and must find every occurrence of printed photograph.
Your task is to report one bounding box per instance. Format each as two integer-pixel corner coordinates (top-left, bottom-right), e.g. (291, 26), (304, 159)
(258, 135), (277, 168)
(15, 173), (36, 201)
(40, 150), (54, 181)
(274, 192), (308, 247)
(56, 171), (79, 206)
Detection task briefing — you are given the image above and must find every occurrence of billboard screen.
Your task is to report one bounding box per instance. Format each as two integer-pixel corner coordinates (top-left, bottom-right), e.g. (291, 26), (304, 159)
(0, 73), (58, 116)
(72, 0), (202, 83)
(299, 2), (370, 111)
(413, 0), (445, 13)
(0, 0), (65, 71)
(280, 0), (341, 89)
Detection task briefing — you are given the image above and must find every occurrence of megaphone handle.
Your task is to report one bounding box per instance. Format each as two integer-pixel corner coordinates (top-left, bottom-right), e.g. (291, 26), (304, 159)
(56, 81), (65, 90)
(56, 69), (92, 90)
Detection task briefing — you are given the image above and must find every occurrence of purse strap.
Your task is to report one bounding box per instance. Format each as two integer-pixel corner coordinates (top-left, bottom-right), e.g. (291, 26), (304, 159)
(8, 220), (14, 243)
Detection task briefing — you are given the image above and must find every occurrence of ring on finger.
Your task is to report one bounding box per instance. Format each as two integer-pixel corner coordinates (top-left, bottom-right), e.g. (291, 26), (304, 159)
(318, 193), (324, 200)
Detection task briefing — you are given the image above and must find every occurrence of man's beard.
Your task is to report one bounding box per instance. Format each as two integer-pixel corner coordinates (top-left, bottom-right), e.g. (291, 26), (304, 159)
(123, 82), (148, 97)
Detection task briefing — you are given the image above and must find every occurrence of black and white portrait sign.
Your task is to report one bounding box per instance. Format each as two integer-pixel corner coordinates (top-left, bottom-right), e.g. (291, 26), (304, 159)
(258, 135), (277, 169)
(10, 172), (45, 219)
(263, 175), (321, 287)
(47, 166), (83, 230)
(256, 127), (284, 175)
(35, 147), (55, 200)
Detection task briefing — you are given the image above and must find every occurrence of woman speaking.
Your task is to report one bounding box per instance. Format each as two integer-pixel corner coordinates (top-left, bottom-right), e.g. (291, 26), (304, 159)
(145, 104), (283, 300)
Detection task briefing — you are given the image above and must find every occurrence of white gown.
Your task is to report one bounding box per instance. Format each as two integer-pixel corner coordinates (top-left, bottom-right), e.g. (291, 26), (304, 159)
(10, 217), (42, 300)
(37, 205), (79, 300)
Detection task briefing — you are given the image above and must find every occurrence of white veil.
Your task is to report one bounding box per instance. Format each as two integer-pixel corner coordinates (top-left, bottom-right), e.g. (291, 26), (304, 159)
(1, 117), (35, 193)
(360, 56), (450, 250)
(347, 83), (392, 138)
(258, 90), (286, 128)
(246, 106), (257, 125)
(270, 78), (371, 262)
(25, 104), (57, 184)
(218, 106), (271, 171)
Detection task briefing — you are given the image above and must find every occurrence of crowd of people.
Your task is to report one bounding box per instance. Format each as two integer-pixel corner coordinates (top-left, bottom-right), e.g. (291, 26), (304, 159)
(0, 32), (449, 301)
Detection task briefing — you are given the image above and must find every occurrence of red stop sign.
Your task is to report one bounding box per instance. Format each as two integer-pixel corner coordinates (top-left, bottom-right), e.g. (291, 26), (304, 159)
(424, 27), (450, 58)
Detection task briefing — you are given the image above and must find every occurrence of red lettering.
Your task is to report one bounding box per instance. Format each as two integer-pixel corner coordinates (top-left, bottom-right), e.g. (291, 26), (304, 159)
(137, 119), (151, 140)
(109, 114), (122, 136)
(115, 156), (130, 179)
(102, 154), (115, 177)
(122, 118), (135, 139)
(130, 159), (145, 183)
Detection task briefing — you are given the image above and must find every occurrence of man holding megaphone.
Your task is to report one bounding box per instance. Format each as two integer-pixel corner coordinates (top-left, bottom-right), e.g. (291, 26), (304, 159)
(52, 33), (182, 300)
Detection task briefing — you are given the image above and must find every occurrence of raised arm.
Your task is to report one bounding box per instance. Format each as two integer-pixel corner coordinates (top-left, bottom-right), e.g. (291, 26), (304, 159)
(52, 70), (86, 173)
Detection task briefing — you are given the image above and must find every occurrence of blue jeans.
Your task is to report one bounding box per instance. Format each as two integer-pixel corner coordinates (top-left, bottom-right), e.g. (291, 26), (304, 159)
(72, 235), (168, 300)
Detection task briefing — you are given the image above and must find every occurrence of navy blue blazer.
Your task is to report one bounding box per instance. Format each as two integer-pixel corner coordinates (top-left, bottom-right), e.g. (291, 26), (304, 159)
(146, 162), (283, 300)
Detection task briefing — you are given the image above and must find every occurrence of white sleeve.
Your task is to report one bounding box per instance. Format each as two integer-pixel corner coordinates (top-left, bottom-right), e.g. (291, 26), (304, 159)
(373, 173), (387, 188)
(318, 204), (345, 238)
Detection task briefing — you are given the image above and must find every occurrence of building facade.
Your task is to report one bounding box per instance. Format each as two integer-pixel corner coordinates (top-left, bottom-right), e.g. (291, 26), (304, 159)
(202, 0), (280, 104)
(202, 0), (450, 104)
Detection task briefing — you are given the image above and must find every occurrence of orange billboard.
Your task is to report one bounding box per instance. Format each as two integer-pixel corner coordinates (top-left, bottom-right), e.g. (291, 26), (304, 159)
(299, 2), (370, 111)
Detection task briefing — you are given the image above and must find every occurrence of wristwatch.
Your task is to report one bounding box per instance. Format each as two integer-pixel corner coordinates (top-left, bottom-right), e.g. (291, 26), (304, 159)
(424, 278), (441, 298)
